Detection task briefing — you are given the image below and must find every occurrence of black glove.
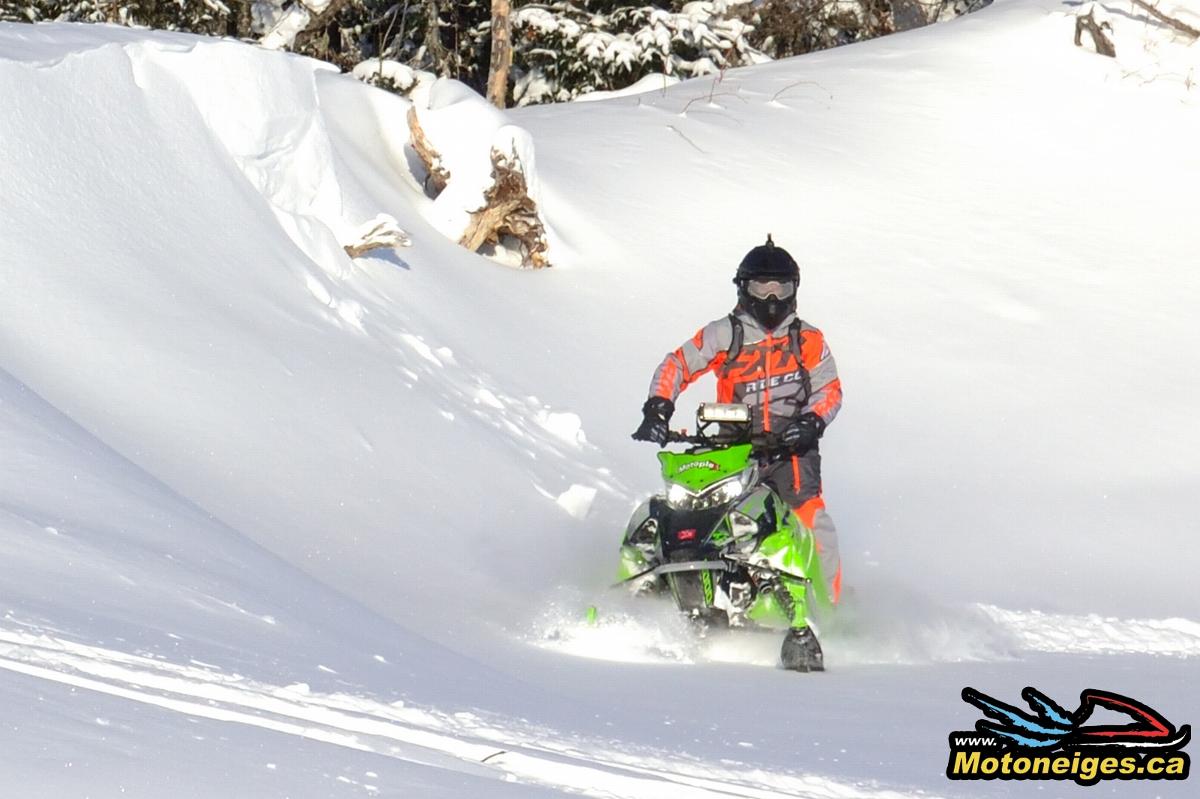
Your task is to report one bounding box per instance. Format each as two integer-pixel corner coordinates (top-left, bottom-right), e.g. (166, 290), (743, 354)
(631, 397), (674, 444)
(781, 412), (826, 454)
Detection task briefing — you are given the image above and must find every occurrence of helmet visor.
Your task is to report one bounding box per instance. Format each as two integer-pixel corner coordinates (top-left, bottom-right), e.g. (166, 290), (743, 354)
(746, 278), (795, 300)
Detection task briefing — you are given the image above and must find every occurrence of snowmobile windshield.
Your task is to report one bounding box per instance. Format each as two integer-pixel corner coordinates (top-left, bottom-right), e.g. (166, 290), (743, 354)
(746, 279), (795, 300)
(658, 444), (754, 493)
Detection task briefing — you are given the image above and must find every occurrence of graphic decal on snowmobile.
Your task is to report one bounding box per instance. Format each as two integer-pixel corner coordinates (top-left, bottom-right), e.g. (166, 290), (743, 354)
(676, 460), (720, 474)
(946, 686), (1191, 785)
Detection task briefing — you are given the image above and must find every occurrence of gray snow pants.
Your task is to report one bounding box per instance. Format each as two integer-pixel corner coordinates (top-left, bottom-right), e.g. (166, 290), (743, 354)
(760, 447), (841, 601)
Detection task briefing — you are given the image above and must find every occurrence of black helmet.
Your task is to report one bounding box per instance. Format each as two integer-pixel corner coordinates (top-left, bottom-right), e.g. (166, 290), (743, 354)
(734, 235), (799, 330)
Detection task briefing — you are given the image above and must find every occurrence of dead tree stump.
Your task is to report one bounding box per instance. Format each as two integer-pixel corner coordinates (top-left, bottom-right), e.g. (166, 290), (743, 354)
(460, 148), (550, 268)
(1075, 8), (1117, 57)
(407, 97), (551, 268)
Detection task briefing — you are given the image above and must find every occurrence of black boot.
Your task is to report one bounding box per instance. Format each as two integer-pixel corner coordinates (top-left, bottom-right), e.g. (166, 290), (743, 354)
(780, 627), (824, 672)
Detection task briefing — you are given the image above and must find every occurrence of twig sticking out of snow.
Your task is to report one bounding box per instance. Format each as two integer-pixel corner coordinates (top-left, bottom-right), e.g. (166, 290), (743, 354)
(769, 80), (833, 104)
(678, 91), (746, 116)
(344, 215), (411, 259)
(664, 125), (707, 154)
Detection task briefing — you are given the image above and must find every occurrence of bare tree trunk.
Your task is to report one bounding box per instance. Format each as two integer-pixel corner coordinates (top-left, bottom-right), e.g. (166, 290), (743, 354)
(237, 0), (253, 39)
(423, 0), (451, 73)
(487, 0), (513, 109)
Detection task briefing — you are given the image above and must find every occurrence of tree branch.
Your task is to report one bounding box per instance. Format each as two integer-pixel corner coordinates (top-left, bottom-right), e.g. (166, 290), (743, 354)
(1130, 0), (1200, 38)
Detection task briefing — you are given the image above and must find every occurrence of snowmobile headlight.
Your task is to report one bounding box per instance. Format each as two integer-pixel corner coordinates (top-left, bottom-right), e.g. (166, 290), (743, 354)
(666, 477), (745, 510)
(666, 483), (694, 510)
(698, 476), (745, 510)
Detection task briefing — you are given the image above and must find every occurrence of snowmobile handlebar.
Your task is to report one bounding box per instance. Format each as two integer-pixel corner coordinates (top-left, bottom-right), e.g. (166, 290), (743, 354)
(662, 429), (791, 455)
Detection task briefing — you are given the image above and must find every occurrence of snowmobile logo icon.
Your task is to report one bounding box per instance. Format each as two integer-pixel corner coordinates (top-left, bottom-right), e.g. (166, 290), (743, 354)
(947, 686), (1191, 785)
(677, 529), (697, 541)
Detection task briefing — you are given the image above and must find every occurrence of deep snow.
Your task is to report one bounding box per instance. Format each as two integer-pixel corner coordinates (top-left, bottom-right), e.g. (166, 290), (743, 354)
(1, 1), (1198, 796)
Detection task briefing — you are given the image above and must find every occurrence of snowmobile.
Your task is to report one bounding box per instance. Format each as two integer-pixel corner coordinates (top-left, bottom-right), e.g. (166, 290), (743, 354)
(618, 402), (833, 671)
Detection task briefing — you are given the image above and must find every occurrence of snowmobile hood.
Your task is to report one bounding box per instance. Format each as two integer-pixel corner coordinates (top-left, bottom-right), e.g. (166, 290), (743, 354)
(658, 444), (753, 492)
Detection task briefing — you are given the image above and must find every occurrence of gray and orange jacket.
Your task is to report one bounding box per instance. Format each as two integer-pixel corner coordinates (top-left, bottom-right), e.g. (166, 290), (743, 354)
(648, 309), (842, 435)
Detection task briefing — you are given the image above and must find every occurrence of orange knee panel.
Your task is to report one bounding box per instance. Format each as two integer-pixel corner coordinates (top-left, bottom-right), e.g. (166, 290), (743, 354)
(792, 496), (825, 530)
(792, 496), (840, 604)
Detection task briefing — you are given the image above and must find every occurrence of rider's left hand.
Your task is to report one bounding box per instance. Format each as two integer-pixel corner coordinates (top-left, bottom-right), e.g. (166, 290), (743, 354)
(781, 413), (826, 453)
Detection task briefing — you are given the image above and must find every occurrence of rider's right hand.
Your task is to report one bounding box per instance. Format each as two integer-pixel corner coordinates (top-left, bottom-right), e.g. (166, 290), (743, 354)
(631, 396), (674, 444)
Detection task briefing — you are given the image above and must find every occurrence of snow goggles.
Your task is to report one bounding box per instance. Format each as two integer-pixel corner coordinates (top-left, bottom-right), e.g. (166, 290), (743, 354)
(746, 278), (795, 300)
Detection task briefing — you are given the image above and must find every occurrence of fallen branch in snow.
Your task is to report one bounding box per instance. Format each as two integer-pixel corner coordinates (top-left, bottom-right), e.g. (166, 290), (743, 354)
(406, 106), (450, 194)
(460, 148), (550, 269)
(344, 215), (411, 259)
(1130, 0), (1200, 38)
(1075, 8), (1117, 57)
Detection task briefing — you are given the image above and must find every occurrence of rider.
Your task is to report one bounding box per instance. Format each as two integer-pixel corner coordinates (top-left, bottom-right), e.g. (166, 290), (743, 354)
(631, 235), (843, 669)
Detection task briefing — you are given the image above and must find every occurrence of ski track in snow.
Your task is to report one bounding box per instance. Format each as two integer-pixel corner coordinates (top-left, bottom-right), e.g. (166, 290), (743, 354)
(0, 625), (923, 799)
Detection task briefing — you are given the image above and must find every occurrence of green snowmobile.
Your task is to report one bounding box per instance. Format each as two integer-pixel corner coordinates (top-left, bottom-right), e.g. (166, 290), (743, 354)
(619, 403), (832, 671)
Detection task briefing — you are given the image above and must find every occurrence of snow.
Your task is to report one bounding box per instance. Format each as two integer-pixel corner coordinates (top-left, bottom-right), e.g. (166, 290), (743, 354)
(555, 483), (597, 518)
(574, 72), (683, 102)
(350, 59), (438, 102)
(1, 1), (1199, 796)
(515, 7), (583, 38)
(352, 58), (417, 88)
